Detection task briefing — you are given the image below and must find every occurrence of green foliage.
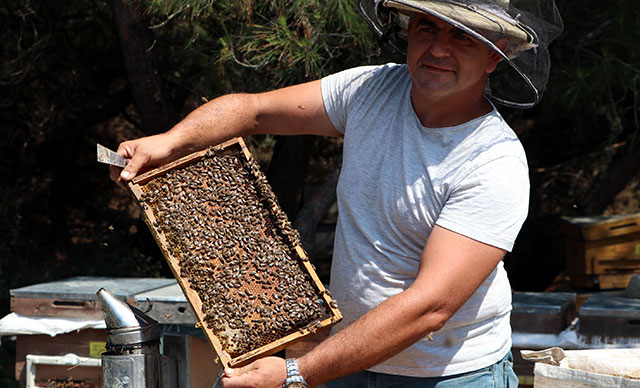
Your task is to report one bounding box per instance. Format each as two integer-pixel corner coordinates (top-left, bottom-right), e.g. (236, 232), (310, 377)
(0, 0), (169, 311)
(505, 0), (640, 180)
(1, 0), (123, 130)
(144, 0), (380, 92)
(548, 0), (639, 139)
(500, 0), (640, 233)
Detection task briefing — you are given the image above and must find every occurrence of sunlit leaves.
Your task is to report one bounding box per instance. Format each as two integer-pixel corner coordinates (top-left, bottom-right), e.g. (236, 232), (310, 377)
(144, 0), (379, 90)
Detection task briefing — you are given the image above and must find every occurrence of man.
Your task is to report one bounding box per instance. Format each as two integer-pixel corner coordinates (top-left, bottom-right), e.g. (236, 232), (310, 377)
(111, 1), (562, 387)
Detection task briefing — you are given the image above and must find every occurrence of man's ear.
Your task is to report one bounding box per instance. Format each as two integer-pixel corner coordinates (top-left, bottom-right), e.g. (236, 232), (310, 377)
(494, 37), (510, 52)
(487, 37), (510, 73)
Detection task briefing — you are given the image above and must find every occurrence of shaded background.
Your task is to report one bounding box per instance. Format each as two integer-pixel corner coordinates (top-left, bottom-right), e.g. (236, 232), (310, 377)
(1, 0), (639, 386)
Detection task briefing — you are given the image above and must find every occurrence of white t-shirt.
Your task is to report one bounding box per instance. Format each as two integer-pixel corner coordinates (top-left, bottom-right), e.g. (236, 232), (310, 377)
(321, 64), (529, 377)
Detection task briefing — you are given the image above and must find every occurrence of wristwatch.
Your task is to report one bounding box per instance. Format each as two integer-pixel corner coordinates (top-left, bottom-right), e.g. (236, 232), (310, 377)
(283, 358), (308, 388)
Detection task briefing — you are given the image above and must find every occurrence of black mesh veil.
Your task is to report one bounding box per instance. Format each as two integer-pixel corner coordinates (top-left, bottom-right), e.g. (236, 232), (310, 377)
(358, 0), (563, 108)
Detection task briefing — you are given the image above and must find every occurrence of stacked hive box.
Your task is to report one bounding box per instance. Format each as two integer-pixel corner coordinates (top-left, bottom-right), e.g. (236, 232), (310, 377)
(510, 292), (577, 387)
(127, 137), (341, 368)
(9, 277), (176, 387)
(561, 213), (640, 289)
(578, 294), (640, 338)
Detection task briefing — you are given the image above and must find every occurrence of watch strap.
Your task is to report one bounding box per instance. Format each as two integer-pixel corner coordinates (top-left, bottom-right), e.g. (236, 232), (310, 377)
(283, 358), (308, 388)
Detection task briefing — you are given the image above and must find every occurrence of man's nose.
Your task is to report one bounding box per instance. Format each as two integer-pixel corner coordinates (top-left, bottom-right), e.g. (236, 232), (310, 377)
(429, 34), (451, 57)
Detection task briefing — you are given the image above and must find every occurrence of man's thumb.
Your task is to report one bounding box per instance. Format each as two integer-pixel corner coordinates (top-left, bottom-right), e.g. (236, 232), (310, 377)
(120, 154), (145, 181)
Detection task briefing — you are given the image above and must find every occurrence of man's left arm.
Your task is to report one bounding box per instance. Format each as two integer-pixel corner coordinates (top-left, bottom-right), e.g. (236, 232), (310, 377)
(221, 225), (506, 388)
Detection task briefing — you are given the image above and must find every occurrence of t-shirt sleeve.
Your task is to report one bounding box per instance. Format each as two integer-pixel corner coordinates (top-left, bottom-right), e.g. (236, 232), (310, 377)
(435, 155), (529, 252)
(320, 65), (382, 135)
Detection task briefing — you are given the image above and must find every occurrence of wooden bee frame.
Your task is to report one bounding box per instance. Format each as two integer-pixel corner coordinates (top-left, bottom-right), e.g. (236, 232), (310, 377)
(126, 137), (341, 368)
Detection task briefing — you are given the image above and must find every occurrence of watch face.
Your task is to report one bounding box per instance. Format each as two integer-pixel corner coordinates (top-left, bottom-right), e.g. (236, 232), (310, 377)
(286, 383), (307, 388)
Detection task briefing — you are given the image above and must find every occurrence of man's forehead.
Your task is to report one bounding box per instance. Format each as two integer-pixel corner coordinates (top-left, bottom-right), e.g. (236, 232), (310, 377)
(409, 12), (486, 41)
(411, 12), (459, 31)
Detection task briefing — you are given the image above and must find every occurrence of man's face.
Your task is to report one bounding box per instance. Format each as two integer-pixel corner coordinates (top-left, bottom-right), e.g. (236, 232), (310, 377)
(406, 13), (503, 100)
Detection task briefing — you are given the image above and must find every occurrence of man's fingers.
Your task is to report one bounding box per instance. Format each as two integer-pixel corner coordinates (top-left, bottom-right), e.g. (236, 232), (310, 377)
(224, 366), (250, 378)
(119, 152), (148, 181)
(109, 165), (128, 189)
(220, 367), (252, 388)
(221, 364), (267, 387)
(220, 357), (286, 388)
(109, 165), (122, 183)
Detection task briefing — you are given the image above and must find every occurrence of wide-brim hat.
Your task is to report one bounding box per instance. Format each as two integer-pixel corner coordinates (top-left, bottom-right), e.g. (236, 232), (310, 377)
(360, 0), (563, 108)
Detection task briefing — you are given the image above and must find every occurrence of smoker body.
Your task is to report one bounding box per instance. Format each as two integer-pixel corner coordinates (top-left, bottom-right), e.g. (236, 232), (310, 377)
(102, 352), (158, 388)
(98, 288), (177, 388)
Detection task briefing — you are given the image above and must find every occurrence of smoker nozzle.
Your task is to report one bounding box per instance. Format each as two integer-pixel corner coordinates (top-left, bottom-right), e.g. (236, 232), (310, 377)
(97, 288), (159, 346)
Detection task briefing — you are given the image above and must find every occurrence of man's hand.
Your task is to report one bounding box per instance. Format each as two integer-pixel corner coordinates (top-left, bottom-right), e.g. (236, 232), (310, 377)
(221, 356), (287, 388)
(109, 132), (184, 187)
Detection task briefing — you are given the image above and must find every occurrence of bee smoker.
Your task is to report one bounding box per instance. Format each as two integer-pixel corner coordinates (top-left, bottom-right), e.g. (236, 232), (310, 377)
(97, 288), (177, 388)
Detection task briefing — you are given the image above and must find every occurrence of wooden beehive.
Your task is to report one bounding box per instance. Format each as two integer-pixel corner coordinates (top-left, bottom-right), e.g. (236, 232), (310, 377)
(126, 137), (341, 368)
(561, 213), (640, 289)
(578, 294), (640, 338)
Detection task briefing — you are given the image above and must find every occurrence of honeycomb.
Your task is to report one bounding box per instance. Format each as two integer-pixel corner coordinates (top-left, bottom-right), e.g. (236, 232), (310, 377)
(133, 142), (336, 359)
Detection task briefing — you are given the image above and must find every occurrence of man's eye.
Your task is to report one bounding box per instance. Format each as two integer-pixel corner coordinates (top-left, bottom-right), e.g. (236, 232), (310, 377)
(456, 33), (471, 41)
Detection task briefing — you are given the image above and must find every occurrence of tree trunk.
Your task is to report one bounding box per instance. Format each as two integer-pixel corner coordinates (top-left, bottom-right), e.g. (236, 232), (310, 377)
(266, 135), (314, 220)
(294, 166), (340, 255)
(112, 0), (178, 133)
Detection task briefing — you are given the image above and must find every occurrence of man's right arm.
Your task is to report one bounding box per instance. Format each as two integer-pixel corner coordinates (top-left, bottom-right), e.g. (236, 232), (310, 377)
(110, 79), (338, 183)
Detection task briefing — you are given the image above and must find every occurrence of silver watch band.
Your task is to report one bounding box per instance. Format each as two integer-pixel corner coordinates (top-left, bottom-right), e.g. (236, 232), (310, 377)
(283, 358), (308, 388)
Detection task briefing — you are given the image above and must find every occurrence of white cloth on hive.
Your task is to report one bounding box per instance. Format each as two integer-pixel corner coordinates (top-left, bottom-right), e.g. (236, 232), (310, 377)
(0, 312), (105, 337)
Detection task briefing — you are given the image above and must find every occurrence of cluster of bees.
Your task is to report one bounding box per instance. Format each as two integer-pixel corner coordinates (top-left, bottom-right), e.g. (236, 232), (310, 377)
(138, 148), (328, 356)
(45, 380), (90, 388)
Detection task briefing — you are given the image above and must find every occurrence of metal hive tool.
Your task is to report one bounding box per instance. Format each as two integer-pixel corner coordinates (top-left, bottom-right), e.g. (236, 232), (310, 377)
(126, 137), (342, 368)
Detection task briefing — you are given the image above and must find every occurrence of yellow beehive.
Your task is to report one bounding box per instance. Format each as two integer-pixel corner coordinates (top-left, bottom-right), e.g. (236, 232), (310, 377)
(561, 213), (640, 289)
